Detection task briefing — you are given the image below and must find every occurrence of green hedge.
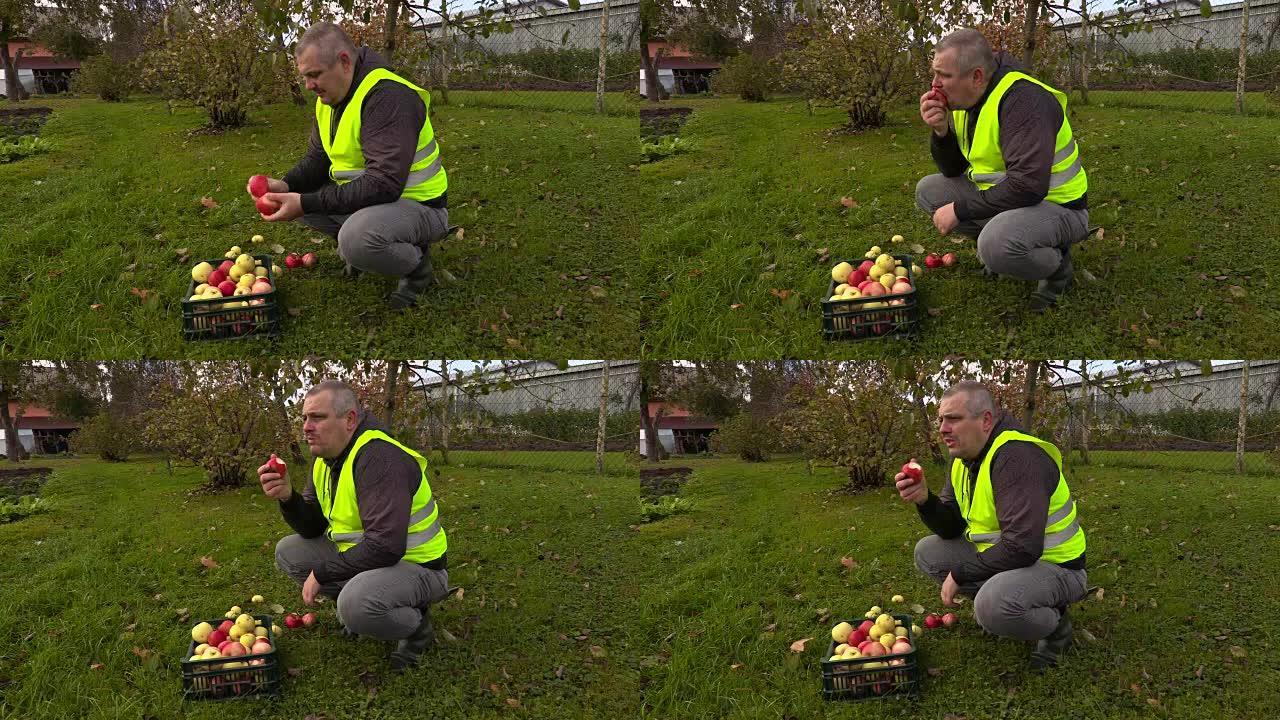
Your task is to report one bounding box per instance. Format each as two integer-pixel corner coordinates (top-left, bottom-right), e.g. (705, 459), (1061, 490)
(459, 47), (639, 84)
(1094, 407), (1280, 444)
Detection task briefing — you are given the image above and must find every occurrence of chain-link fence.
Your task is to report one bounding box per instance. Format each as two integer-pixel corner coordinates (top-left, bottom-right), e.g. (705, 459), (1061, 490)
(408, 0), (640, 115)
(1047, 0), (1280, 116)
(1051, 360), (1280, 476)
(407, 360), (640, 477)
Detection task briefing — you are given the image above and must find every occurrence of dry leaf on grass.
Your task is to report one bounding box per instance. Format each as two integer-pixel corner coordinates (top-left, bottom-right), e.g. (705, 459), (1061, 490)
(839, 196), (858, 208)
(199, 197), (218, 209)
(199, 556), (218, 569)
(789, 637), (812, 653)
(840, 556), (856, 570)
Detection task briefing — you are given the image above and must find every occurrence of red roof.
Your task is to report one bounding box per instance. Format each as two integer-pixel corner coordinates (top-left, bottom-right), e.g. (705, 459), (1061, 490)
(17, 57), (80, 70)
(656, 416), (719, 431)
(18, 417), (80, 431)
(8, 403), (54, 419)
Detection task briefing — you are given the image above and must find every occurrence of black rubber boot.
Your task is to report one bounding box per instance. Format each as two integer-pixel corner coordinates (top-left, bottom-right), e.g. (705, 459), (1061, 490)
(342, 263), (362, 281)
(387, 253), (435, 310)
(1029, 248), (1074, 312)
(389, 606), (435, 672)
(1029, 609), (1073, 671)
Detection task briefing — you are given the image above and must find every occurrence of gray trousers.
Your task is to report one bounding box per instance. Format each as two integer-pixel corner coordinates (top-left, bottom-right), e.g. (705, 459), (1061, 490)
(914, 535), (1088, 643)
(275, 534), (449, 642)
(300, 199), (449, 277)
(915, 173), (1089, 282)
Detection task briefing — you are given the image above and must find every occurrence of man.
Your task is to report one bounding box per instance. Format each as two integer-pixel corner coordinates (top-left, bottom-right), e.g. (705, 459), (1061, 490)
(248, 23), (449, 309)
(916, 28), (1089, 311)
(895, 381), (1087, 670)
(258, 380), (449, 672)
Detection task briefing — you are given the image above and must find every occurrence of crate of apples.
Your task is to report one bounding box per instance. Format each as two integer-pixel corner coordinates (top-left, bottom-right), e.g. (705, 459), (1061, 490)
(821, 611), (922, 701)
(822, 249), (922, 341)
(183, 613), (282, 699)
(183, 249), (283, 341)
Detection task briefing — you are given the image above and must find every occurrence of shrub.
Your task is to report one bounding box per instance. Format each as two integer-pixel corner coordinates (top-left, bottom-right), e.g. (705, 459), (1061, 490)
(71, 54), (132, 101)
(641, 135), (693, 162)
(70, 412), (133, 461)
(710, 413), (777, 462)
(639, 495), (693, 523)
(0, 136), (52, 164)
(710, 52), (778, 102)
(0, 496), (51, 524)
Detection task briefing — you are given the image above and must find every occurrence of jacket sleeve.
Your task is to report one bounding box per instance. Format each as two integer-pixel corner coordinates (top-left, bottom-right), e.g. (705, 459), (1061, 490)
(930, 127), (970, 179)
(281, 120), (333, 195)
(917, 471), (968, 539)
(953, 82), (1062, 222)
(279, 467), (329, 538)
(299, 82), (426, 216)
(312, 440), (422, 585)
(949, 442), (1058, 585)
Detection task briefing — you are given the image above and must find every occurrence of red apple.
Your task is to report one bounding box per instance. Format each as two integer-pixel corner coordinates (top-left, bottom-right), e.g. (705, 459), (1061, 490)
(924, 614), (942, 629)
(255, 195), (281, 216)
(248, 175), (270, 198)
(250, 641), (272, 655)
(942, 612), (957, 627)
(217, 640), (236, 654)
(924, 253), (942, 269)
(222, 643), (246, 657)
(901, 460), (924, 483)
(930, 84), (949, 106)
(207, 269), (227, 287)
(217, 280), (237, 296)
(858, 620), (875, 634)
(857, 640), (875, 654)
(301, 252), (317, 268)
(863, 283), (886, 297)
(207, 630), (228, 647)
(284, 614), (302, 629)
(284, 253), (301, 269)
(267, 453), (285, 474)
(858, 260), (874, 273)
(218, 620), (234, 633)
(863, 642), (886, 657)
(942, 252), (957, 267)
(848, 629), (868, 646)
(848, 269), (867, 286)
(891, 640), (913, 655)
(219, 260), (235, 273)
(301, 612), (316, 627)
(890, 281), (913, 295)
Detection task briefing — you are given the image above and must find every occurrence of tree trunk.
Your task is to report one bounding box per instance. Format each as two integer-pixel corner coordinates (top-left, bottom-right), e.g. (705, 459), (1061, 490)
(1078, 1), (1091, 105)
(438, 4), (452, 106)
(595, 0), (611, 114)
(275, 30), (305, 106)
(1022, 361), (1042, 430)
(1236, 361), (1250, 474)
(916, 393), (945, 464)
(384, 360), (402, 435)
(639, 22), (663, 102)
(2, 33), (30, 102)
(1023, 0), (1043, 69)
(1, 383), (24, 461)
(595, 360), (610, 474)
(1236, 0), (1251, 115)
(385, 0), (401, 65)
(438, 358), (451, 465)
(844, 463), (882, 492)
(1264, 366), (1280, 412)
(269, 371), (308, 477)
(1265, 8), (1280, 53)
(1076, 361), (1092, 465)
(639, 376), (664, 462)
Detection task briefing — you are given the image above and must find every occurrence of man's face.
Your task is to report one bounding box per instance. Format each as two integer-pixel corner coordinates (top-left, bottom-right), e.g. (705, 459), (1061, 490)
(931, 48), (985, 111)
(297, 46), (353, 106)
(302, 391), (357, 459)
(937, 393), (993, 460)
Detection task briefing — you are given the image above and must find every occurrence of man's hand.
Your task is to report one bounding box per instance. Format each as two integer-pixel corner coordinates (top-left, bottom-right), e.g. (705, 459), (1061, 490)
(919, 90), (949, 137)
(257, 460), (292, 502)
(941, 572), (959, 607)
(894, 466), (928, 506)
(260, 192), (304, 222)
(932, 202), (959, 236)
(302, 571), (321, 606)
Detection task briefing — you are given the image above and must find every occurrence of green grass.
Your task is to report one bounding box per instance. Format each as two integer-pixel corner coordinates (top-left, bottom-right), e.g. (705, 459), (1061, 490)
(438, 89), (638, 117)
(451, 449), (636, 477)
(1080, 448), (1277, 476)
(639, 93), (1280, 357)
(1086, 89), (1280, 118)
(635, 454), (1280, 719)
(0, 95), (641, 358)
(0, 456), (647, 719)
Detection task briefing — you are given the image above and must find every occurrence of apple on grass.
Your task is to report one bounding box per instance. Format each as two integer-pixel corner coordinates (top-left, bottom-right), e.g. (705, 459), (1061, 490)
(284, 253), (301, 269)
(301, 253), (317, 268)
(924, 614), (942, 629)
(942, 612), (957, 627)
(925, 254), (942, 269)
(942, 252), (957, 267)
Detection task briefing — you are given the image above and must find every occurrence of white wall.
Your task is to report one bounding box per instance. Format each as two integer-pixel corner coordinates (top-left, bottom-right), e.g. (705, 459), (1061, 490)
(0, 69), (37, 96)
(638, 428), (675, 457)
(0, 429), (36, 454)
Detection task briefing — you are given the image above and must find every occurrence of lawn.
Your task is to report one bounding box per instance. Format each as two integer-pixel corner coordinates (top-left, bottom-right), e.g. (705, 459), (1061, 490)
(635, 454), (1280, 719)
(0, 92), (641, 358)
(638, 92), (1280, 358)
(0, 455), (647, 719)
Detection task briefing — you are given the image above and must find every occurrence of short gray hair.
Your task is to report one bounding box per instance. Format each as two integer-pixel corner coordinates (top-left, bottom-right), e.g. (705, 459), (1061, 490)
(305, 380), (361, 418)
(296, 22), (357, 66)
(935, 28), (996, 79)
(941, 380), (998, 418)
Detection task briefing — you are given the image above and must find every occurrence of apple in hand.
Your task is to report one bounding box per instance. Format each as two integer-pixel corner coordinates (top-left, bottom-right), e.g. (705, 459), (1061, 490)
(255, 195), (281, 216)
(248, 175), (270, 198)
(901, 460), (924, 483)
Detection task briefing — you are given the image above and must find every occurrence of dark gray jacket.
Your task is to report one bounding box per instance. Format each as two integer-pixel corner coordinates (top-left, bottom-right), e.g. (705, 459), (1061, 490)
(283, 46), (446, 216)
(280, 411), (445, 585)
(930, 51), (1087, 222)
(917, 411), (1085, 585)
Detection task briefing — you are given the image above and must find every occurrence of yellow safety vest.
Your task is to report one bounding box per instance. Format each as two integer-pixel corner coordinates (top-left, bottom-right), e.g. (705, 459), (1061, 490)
(952, 71), (1087, 206)
(312, 429), (447, 563)
(949, 429), (1085, 564)
(316, 68), (447, 202)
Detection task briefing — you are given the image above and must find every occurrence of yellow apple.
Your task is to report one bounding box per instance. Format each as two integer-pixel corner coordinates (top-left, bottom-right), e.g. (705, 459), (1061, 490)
(831, 621), (854, 643)
(831, 262), (853, 283)
(893, 267), (908, 278)
(228, 626), (245, 641)
(191, 622), (213, 643)
(251, 235), (264, 244)
(272, 264), (283, 275)
(191, 262), (214, 282)
(868, 265), (885, 280)
(891, 234), (904, 243)
(235, 254), (256, 273)
(228, 265), (245, 282)
(239, 633), (255, 649)
(254, 626), (268, 638)
(879, 273), (895, 290)
(869, 246), (881, 255)
(253, 266), (268, 278)
(894, 626), (908, 638)
(272, 624), (283, 635)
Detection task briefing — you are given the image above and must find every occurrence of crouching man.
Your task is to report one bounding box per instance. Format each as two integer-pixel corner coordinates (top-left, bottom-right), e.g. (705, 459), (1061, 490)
(258, 380), (449, 672)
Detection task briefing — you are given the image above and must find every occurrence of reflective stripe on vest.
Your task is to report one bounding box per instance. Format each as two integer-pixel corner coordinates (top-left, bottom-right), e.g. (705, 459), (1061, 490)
(315, 67), (447, 202)
(951, 71), (1087, 206)
(312, 429), (447, 563)
(948, 430), (1086, 564)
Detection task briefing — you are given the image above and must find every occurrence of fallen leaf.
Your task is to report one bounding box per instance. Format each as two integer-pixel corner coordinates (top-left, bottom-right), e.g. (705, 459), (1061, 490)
(90, 303), (103, 310)
(588, 285), (607, 299)
(131, 647), (152, 660)
(839, 196), (857, 208)
(287, 307), (302, 317)
(730, 303), (744, 309)
(555, 306), (564, 319)
(309, 237), (325, 244)
(789, 637), (812, 653)
(910, 243), (926, 255)
(129, 287), (153, 302)
(199, 556), (218, 569)
(589, 645), (606, 658)
(927, 308), (943, 317)
(927, 667), (942, 677)
(270, 243), (286, 255)
(1229, 646), (1246, 658)
(90, 662), (104, 670)
(1094, 587), (1105, 601)
(840, 556), (856, 570)
(1228, 285), (1246, 298)
(453, 587), (465, 601)
(910, 603), (926, 615)
(270, 603), (285, 616)
(506, 698), (521, 708)
(555, 665), (565, 678)
(769, 288), (793, 300)
(731, 663), (744, 670)
(199, 196), (218, 209)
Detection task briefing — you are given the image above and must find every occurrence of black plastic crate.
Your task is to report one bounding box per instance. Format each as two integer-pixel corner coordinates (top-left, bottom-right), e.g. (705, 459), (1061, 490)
(181, 255), (281, 341)
(821, 254), (920, 341)
(821, 613), (922, 701)
(182, 614), (281, 700)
